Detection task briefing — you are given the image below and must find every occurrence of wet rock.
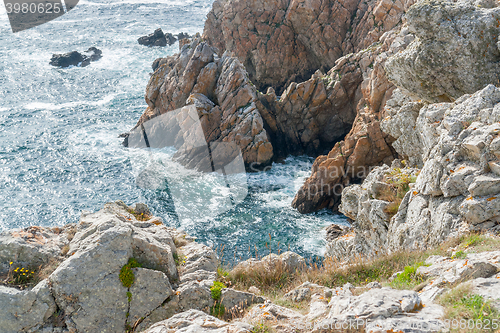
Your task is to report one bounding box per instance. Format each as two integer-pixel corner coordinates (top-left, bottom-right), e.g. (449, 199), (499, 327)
(138, 28), (176, 47)
(49, 47), (102, 68)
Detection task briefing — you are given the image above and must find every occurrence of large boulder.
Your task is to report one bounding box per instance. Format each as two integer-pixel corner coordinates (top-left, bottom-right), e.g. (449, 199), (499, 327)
(126, 39), (274, 168)
(385, 0), (500, 102)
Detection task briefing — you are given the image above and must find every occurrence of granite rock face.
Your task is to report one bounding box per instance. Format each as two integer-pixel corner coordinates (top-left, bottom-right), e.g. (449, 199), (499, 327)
(385, 0), (500, 103)
(0, 202), (265, 333)
(127, 39), (274, 168)
(204, 0), (416, 94)
(291, 28), (414, 213)
(328, 85), (500, 260)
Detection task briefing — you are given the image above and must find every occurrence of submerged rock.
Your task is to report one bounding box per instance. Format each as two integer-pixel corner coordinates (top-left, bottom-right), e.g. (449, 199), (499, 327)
(49, 47), (102, 68)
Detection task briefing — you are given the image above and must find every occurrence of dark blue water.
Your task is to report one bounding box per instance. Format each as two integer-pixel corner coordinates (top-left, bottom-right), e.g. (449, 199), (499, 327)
(0, 0), (347, 261)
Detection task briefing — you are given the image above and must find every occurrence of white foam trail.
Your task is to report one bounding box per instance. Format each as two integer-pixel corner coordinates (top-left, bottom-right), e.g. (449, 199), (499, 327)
(24, 94), (116, 110)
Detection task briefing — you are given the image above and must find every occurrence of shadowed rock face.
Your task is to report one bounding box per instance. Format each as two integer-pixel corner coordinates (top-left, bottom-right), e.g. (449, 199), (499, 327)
(291, 29), (415, 213)
(203, 0), (415, 94)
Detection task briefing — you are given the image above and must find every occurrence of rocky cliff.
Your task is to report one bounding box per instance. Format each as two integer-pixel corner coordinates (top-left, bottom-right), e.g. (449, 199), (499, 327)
(127, 0), (418, 167)
(2, 202), (499, 333)
(325, 0), (500, 261)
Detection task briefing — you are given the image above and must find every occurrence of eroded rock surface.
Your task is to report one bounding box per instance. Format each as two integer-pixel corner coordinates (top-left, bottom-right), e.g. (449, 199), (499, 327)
(204, 0), (416, 93)
(385, 0), (500, 102)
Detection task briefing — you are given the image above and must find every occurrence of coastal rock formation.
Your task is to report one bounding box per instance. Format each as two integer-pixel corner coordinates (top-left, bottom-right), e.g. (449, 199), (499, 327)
(138, 28), (176, 47)
(385, 0), (500, 102)
(49, 47), (102, 68)
(328, 85), (500, 260)
(291, 28), (414, 213)
(127, 39), (274, 168)
(0, 202), (262, 333)
(203, 0), (416, 93)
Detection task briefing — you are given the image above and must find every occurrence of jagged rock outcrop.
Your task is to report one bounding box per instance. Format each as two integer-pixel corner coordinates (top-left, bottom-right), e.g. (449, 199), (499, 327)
(328, 163), (423, 260)
(385, 0), (500, 103)
(204, 0), (416, 94)
(0, 202), (263, 333)
(138, 28), (177, 47)
(49, 47), (102, 68)
(292, 28), (414, 213)
(126, 39), (274, 168)
(328, 85), (500, 261)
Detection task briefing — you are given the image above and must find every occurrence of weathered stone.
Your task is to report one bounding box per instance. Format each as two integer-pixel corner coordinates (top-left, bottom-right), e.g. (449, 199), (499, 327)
(385, 0), (500, 103)
(204, 0), (416, 94)
(128, 268), (173, 325)
(143, 309), (253, 333)
(0, 279), (56, 333)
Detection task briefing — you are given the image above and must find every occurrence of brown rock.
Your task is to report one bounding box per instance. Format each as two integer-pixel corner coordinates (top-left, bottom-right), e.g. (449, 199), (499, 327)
(126, 39), (274, 169)
(292, 29), (413, 213)
(203, 0), (416, 94)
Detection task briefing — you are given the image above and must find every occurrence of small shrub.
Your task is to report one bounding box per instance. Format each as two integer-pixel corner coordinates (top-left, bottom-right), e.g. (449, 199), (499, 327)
(10, 266), (36, 285)
(380, 168), (420, 217)
(390, 262), (425, 289)
(451, 250), (467, 259)
(251, 322), (274, 333)
(120, 258), (142, 288)
(173, 253), (185, 266)
(127, 291), (132, 303)
(210, 281), (226, 301)
(127, 208), (151, 221)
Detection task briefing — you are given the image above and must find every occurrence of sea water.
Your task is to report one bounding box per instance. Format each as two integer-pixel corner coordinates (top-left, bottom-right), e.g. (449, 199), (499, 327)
(0, 0), (347, 262)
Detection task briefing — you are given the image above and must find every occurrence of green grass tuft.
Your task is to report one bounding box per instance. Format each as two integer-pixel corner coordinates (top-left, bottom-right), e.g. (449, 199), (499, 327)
(120, 258), (142, 288)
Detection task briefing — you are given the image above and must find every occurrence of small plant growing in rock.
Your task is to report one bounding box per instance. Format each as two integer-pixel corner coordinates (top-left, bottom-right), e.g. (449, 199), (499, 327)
(120, 258), (142, 288)
(390, 262), (425, 290)
(451, 250), (466, 259)
(380, 168), (419, 217)
(3, 262), (38, 288)
(209, 281), (227, 318)
(210, 281), (226, 300)
(173, 252), (186, 266)
(11, 266), (35, 285)
(251, 322), (274, 333)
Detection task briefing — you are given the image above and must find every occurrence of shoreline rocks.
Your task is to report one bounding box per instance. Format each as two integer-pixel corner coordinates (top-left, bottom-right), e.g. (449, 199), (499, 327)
(138, 28), (176, 47)
(0, 202), (265, 333)
(49, 47), (102, 68)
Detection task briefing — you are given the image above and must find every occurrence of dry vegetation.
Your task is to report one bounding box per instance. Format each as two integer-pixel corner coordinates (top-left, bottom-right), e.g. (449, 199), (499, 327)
(218, 232), (500, 321)
(378, 167), (419, 217)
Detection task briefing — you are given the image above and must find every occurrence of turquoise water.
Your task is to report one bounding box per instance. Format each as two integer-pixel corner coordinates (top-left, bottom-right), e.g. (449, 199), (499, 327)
(0, 0), (347, 261)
